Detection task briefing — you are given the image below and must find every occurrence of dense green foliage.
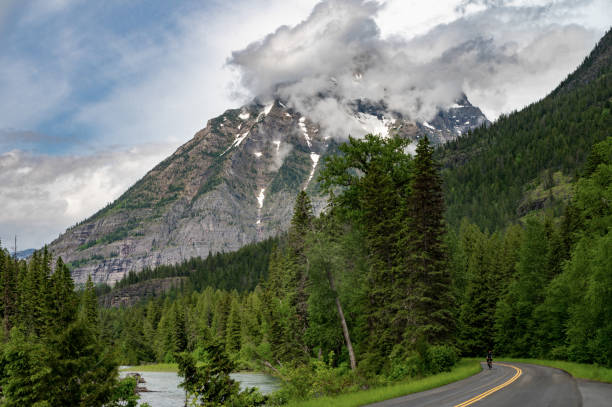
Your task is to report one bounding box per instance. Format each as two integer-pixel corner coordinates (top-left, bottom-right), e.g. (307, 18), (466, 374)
(177, 340), (267, 406)
(452, 137), (612, 365)
(0, 248), (148, 406)
(104, 137), (612, 407)
(113, 237), (278, 292)
(7, 29), (611, 407)
(440, 30), (612, 231)
(105, 135), (460, 391)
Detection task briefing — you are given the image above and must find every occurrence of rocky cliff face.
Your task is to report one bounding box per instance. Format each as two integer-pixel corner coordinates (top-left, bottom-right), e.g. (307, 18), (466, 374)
(49, 97), (488, 285)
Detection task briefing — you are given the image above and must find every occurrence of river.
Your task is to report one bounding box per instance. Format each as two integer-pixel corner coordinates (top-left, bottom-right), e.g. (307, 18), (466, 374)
(120, 369), (280, 407)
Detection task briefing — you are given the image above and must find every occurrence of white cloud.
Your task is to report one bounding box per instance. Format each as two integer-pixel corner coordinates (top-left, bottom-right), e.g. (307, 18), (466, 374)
(228, 0), (606, 131)
(0, 145), (172, 249)
(0, 0), (321, 249)
(73, 0), (321, 146)
(0, 0), (609, 248)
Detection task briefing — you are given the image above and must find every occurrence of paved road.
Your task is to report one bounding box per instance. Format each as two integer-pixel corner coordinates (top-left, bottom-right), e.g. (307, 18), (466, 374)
(366, 362), (612, 407)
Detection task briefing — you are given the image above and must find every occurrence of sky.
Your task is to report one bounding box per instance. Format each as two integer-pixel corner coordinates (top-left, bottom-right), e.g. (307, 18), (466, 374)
(0, 0), (610, 250)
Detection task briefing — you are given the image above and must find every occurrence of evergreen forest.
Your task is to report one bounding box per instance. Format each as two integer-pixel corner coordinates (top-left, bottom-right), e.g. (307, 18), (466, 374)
(0, 249), (149, 406)
(1, 27), (611, 407)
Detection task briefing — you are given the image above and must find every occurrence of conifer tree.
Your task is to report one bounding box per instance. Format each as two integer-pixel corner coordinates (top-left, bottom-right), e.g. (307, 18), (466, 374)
(288, 191), (314, 340)
(260, 191), (316, 364)
(82, 274), (99, 326)
(494, 217), (551, 356)
(1, 246), (17, 334)
(319, 134), (413, 370)
(0, 251), (127, 406)
(212, 290), (231, 341)
(360, 160), (404, 363)
(289, 191), (314, 255)
(225, 296), (242, 355)
(456, 229), (499, 355)
(177, 338), (266, 406)
(404, 136), (454, 344)
(50, 257), (78, 329)
(241, 290), (263, 347)
(173, 304), (188, 355)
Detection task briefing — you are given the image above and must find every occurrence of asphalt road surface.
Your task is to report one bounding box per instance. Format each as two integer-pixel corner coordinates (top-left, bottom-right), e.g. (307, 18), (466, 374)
(366, 362), (612, 407)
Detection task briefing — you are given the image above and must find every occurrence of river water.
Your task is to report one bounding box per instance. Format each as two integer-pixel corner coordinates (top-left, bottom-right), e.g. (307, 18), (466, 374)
(120, 369), (280, 407)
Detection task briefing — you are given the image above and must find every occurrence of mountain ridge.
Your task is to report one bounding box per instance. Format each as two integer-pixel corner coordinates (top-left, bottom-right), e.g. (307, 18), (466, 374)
(440, 27), (612, 231)
(49, 96), (488, 284)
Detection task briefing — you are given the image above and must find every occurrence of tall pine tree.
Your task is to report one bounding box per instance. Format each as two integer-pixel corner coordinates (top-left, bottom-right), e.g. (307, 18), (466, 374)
(404, 137), (454, 344)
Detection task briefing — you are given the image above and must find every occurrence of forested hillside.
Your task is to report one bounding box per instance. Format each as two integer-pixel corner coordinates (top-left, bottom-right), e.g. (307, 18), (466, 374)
(0, 248), (147, 406)
(3, 26), (611, 407)
(451, 137), (612, 364)
(96, 132), (611, 405)
(440, 28), (611, 231)
(112, 236), (279, 293)
(84, 29), (612, 405)
(3, 131), (610, 404)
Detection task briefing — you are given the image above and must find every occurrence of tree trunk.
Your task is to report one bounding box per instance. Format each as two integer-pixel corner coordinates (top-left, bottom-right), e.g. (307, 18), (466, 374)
(326, 269), (357, 371)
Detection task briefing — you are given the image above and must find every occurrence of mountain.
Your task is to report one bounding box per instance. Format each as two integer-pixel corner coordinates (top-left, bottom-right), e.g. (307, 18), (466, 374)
(16, 248), (35, 260)
(48, 96), (488, 284)
(417, 94), (489, 143)
(440, 28), (612, 231)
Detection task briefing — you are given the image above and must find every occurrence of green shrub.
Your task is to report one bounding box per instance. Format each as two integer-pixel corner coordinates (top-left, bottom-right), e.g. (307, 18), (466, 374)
(427, 345), (458, 374)
(386, 354), (420, 380)
(548, 346), (569, 361)
(77, 239), (98, 251)
(273, 353), (365, 403)
(386, 343), (458, 380)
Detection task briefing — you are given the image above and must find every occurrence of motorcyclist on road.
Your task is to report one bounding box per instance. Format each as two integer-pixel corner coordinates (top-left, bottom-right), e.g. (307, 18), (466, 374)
(487, 350), (493, 369)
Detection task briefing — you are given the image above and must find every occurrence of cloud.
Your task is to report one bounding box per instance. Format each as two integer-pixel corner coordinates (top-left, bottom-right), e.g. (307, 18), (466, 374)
(0, 0), (609, 248)
(0, 144), (172, 249)
(267, 136), (294, 172)
(228, 0), (606, 135)
(49, 0), (321, 147)
(0, 0), (320, 248)
(0, 0), (320, 148)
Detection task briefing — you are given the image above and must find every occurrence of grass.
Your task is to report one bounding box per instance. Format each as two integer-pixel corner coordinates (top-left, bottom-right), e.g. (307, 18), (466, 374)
(121, 363), (178, 372)
(285, 358), (482, 407)
(498, 358), (612, 383)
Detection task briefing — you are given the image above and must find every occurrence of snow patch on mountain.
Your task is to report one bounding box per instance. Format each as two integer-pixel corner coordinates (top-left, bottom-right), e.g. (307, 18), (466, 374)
(305, 153), (320, 188)
(221, 131), (250, 156)
(298, 117), (312, 148)
(257, 188), (265, 208)
(263, 102), (274, 115)
(355, 113), (393, 138)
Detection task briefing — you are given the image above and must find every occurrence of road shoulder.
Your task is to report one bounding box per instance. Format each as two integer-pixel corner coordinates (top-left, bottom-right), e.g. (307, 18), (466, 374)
(577, 379), (612, 407)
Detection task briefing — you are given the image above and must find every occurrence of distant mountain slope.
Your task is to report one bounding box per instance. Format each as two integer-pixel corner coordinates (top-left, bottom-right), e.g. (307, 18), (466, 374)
(552, 28), (612, 96)
(49, 94), (487, 284)
(16, 248), (35, 260)
(440, 28), (612, 231)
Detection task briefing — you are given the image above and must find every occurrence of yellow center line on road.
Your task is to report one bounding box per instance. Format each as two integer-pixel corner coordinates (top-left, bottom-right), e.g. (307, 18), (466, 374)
(453, 363), (522, 407)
